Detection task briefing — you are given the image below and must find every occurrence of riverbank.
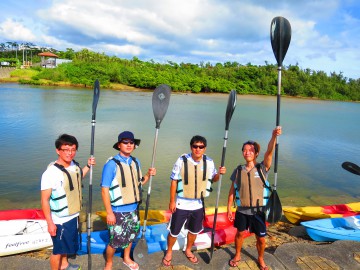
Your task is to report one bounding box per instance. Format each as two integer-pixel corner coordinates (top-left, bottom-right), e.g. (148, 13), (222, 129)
(0, 72), (145, 92)
(1, 68), (358, 102)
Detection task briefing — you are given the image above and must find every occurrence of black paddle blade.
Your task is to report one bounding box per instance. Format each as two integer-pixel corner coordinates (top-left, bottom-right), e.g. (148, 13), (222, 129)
(152, 84), (171, 129)
(225, 89), (237, 130)
(133, 238), (148, 266)
(92, 79), (100, 120)
(342, 161), (360, 176)
(266, 190), (282, 223)
(270, 16), (292, 67)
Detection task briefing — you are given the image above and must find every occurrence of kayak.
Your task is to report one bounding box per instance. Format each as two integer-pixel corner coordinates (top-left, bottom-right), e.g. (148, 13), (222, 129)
(79, 211), (244, 256)
(0, 219), (52, 256)
(0, 208), (45, 220)
(301, 215), (360, 242)
(283, 202), (360, 225)
(96, 209), (172, 226)
(96, 206), (232, 226)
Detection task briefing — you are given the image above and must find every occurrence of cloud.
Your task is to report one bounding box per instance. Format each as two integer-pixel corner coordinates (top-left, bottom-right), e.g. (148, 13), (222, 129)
(0, 19), (37, 42)
(0, 0), (359, 78)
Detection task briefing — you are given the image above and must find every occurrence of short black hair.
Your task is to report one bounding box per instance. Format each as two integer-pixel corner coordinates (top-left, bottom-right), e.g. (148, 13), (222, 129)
(190, 135), (207, 147)
(242, 140), (260, 154)
(55, 134), (79, 150)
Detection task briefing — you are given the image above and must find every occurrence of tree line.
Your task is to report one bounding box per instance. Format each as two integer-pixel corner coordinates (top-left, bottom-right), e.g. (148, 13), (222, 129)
(1, 45), (359, 101)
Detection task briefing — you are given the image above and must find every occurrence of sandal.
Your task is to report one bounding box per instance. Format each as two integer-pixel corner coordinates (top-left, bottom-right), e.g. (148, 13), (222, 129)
(184, 253), (199, 265)
(122, 261), (139, 270)
(229, 259), (241, 267)
(162, 256), (172, 267)
(259, 265), (269, 270)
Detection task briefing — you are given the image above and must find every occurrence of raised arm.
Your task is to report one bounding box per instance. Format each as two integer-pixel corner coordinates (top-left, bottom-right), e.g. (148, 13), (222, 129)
(263, 126), (282, 171)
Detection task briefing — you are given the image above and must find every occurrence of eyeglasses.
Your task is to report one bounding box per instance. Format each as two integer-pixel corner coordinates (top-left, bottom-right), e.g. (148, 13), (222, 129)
(121, 140), (135, 145)
(60, 148), (77, 154)
(192, 144), (205, 149)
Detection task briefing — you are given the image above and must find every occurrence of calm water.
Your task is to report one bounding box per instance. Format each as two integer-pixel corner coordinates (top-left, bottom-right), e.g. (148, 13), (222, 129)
(0, 83), (359, 211)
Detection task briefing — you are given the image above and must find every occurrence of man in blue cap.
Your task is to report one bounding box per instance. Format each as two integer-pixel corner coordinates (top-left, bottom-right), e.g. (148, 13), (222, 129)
(101, 131), (156, 270)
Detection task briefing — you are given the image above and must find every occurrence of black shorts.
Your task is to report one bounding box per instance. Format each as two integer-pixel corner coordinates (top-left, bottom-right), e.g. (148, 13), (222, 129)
(234, 211), (267, 237)
(51, 217), (79, 255)
(168, 208), (204, 236)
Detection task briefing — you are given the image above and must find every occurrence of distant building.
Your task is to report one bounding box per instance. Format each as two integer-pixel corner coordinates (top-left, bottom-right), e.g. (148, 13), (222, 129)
(38, 52), (59, 68)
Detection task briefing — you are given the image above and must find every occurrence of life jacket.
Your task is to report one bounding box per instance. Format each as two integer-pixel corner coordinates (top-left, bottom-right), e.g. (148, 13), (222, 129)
(108, 156), (142, 206)
(234, 163), (271, 208)
(176, 154), (212, 199)
(50, 160), (83, 217)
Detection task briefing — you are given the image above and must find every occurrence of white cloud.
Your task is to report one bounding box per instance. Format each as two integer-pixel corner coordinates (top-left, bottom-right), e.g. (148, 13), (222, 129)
(0, 0), (359, 79)
(0, 19), (37, 42)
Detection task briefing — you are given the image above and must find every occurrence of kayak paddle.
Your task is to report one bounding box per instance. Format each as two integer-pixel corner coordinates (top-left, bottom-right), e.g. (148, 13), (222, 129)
(133, 84), (171, 265)
(342, 161), (360, 176)
(87, 79), (100, 270)
(268, 16), (291, 223)
(209, 89), (237, 260)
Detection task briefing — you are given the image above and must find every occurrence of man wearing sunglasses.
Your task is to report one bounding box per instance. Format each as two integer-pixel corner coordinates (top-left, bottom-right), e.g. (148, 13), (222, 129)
(227, 127), (282, 270)
(101, 131), (156, 270)
(162, 135), (226, 266)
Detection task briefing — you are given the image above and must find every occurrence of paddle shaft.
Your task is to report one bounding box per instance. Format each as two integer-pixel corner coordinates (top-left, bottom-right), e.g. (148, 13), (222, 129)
(141, 127), (159, 236)
(87, 121), (95, 270)
(210, 130), (228, 257)
(87, 80), (99, 270)
(273, 66), (282, 190)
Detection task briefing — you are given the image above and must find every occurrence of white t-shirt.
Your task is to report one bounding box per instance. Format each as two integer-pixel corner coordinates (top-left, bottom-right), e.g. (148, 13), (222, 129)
(41, 161), (80, 224)
(170, 153), (217, 210)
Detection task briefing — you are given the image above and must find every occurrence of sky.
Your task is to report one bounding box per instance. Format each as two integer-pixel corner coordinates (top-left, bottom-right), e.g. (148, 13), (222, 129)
(0, 0), (360, 79)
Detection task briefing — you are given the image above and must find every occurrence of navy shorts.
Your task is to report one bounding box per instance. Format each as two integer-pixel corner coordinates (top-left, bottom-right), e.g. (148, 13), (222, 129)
(51, 217), (79, 255)
(168, 208), (204, 236)
(234, 211), (267, 237)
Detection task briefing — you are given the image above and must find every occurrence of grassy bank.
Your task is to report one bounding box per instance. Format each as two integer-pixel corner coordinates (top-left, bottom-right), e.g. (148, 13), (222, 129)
(0, 68), (143, 91)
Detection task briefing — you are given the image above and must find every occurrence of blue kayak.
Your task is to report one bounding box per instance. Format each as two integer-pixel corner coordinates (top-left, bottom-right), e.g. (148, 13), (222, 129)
(78, 223), (169, 256)
(301, 214), (360, 242)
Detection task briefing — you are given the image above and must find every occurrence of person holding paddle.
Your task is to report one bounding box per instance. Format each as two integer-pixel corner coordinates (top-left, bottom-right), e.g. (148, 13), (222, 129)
(41, 134), (96, 270)
(227, 126), (282, 270)
(101, 131), (156, 270)
(162, 135), (226, 266)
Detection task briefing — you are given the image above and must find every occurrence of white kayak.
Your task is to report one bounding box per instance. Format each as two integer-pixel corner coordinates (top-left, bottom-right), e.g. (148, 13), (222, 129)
(0, 219), (52, 256)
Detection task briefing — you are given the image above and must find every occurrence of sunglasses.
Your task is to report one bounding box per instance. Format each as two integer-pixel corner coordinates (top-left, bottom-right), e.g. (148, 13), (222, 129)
(121, 140), (135, 145)
(192, 144), (205, 149)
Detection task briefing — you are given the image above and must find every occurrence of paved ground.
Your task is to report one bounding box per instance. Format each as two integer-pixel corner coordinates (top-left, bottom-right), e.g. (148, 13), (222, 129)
(1, 240), (360, 270)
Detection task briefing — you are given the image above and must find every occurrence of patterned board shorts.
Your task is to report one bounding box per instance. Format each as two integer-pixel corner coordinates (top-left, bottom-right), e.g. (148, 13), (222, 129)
(108, 211), (140, 249)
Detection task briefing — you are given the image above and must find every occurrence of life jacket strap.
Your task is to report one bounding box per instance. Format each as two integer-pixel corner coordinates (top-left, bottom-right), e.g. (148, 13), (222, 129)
(53, 163), (74, 191)
(255, 163), (272, 191)
(181, 155), (188, 185)
(202, 155), (207, 181)
(112, 158), (126, 187)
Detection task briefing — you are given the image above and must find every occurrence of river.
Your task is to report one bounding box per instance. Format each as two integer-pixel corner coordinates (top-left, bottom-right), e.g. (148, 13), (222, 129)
(0, 83), (359, 211)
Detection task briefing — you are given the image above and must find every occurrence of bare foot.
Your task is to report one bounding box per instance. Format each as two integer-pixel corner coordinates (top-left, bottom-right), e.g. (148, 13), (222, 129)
(258, 258), (268, 270)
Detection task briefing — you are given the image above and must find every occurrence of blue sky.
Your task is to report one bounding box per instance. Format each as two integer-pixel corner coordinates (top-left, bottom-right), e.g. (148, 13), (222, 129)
(1, 0), (360, 79)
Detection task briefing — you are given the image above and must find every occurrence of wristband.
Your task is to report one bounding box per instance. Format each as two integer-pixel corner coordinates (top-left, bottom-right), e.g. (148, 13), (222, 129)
(87, 164), (91, 168)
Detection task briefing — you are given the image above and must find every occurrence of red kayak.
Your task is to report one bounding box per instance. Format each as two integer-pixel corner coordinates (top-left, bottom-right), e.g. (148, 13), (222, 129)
(0, 209), (45, 220)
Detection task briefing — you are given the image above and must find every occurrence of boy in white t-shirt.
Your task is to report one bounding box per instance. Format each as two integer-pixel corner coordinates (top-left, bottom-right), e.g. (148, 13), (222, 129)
(162, 135), (226, 266)
(41, 134), (95, 270)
